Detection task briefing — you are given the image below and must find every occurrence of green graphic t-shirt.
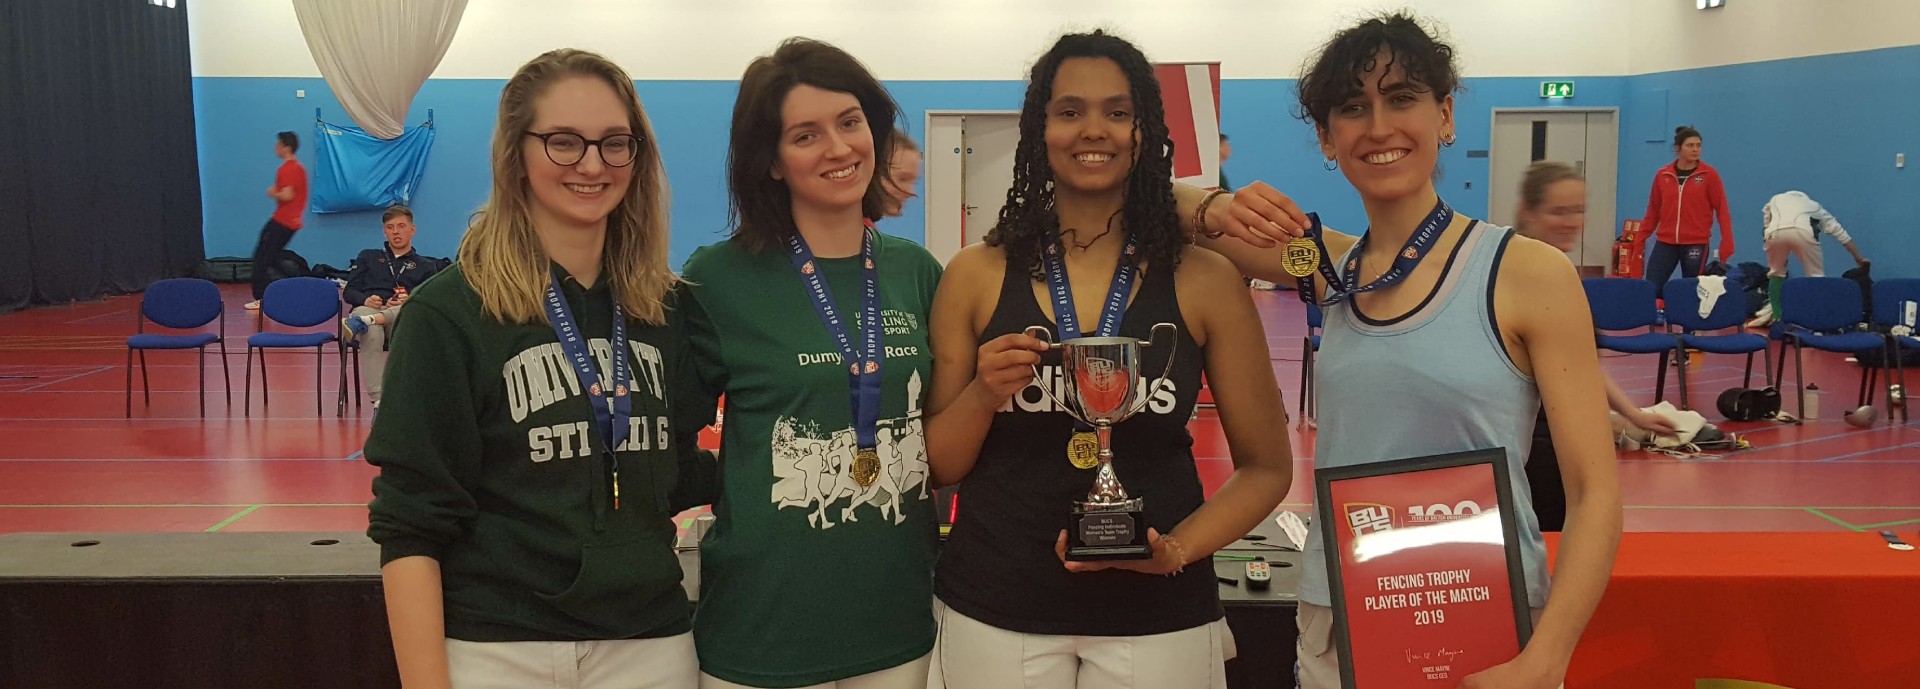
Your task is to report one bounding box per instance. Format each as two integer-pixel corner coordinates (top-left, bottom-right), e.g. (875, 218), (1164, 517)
(681, 231), (941, 687)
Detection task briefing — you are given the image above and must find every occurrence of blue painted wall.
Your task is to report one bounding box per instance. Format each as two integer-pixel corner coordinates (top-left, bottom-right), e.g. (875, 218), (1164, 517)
(1621, 45), (1920, 276)
(194, 77), (1031, 270)
(1213, 76), (1632, 235)
(194, 47), (1915, 277)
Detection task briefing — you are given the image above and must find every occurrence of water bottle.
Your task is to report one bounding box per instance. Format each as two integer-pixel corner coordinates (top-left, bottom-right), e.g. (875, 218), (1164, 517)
(1804, 383), (1821, 420)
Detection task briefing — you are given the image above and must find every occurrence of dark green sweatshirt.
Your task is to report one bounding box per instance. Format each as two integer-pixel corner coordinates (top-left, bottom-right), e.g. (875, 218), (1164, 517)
(365, 263), (716, 642)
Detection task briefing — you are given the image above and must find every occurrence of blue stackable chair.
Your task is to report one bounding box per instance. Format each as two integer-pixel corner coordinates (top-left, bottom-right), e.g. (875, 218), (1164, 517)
(244, 277), (343, 416)
(1583, 278), (1685, 405)
(1870, 279), (1920, 423)
(1664, 278), (1773, 410)
(126, 278), (230, 417)
(1772, 277), (1889, 422)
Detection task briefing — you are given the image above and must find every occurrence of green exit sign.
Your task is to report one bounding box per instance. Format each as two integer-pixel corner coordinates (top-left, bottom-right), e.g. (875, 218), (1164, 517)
(1541, 81), (1575, 99)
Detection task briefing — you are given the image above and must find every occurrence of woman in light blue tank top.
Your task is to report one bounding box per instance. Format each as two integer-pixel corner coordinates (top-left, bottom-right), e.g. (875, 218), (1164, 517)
(1173, 11), (1622, 689)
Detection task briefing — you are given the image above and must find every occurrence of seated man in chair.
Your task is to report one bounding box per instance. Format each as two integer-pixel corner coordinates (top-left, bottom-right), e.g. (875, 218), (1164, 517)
(342, 205), (447, 408)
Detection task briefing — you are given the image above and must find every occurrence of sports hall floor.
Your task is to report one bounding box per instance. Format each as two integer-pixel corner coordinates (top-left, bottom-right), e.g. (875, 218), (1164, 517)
(1, 284), (1915, 536)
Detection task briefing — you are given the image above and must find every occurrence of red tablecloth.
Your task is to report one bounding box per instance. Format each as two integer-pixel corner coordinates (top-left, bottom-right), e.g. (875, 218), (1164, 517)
(1549, 532), (1920, 688)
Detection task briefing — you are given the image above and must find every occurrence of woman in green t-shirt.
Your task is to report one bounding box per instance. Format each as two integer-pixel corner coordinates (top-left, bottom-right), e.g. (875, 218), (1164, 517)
(679, 38), (948, 689)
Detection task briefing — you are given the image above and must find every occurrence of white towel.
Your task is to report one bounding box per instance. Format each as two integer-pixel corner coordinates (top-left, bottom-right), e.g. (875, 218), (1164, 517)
(1696, 275), (1728, 318)
(1612, 401), (1709, 449)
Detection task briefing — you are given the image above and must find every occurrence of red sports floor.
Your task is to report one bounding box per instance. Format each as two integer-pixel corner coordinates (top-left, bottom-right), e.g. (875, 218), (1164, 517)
(1, 284), (1915, 535)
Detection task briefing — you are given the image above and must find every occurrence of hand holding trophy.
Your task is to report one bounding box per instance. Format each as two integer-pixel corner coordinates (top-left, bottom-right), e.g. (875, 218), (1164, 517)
(1023, 322), (1177, 561)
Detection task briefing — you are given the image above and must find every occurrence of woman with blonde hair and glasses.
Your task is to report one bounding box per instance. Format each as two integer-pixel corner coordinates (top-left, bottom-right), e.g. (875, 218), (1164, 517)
(365, 48), (713, 689)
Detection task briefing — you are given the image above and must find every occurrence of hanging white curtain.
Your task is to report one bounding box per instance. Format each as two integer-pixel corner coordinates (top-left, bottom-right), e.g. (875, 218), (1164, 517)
(292, 0), (467, 140)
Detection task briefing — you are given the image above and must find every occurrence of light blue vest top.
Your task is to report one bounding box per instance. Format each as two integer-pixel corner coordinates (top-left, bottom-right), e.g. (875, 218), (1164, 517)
(1300, 221), (1552, 609)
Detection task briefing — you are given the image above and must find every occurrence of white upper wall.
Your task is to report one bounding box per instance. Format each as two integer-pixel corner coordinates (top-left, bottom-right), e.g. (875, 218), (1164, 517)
(189, 0), (1635, 79)
(1627, 0), (1920, 75)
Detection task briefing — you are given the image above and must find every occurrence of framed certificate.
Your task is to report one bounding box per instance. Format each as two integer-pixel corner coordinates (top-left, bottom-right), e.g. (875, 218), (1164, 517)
(1314, 448), (1533, 687)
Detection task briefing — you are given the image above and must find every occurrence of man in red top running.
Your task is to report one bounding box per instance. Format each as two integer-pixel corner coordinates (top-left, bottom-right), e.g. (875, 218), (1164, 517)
(246, 131), (308, 309)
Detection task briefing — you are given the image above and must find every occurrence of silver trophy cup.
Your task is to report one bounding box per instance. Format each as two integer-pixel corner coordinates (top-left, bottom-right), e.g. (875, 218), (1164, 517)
(1023, 322), (1178, 560)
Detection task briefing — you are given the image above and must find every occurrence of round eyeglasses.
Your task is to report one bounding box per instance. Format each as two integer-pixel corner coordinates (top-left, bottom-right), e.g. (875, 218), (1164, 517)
(525, 131), (639, 167)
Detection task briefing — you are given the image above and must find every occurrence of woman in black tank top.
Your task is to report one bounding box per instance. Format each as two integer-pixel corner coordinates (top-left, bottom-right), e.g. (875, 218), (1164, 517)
(918, 31), (1294, 689)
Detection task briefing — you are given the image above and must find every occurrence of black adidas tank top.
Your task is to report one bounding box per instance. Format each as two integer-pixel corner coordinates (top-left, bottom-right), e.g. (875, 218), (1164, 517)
(933, 252), (1218, 636)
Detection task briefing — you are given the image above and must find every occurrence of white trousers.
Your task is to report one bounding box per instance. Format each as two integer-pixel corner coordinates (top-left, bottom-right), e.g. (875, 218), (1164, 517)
(446, 633), (698, 689)
(699, 653), (931, 689)
(927, 599), (1235, 689)
(1764, 227), (1826, 278)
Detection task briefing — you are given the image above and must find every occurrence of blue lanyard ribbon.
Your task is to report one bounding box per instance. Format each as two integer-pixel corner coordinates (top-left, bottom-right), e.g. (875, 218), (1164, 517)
(543, 273), (631, 508)
(1043, 238), (1138, 432)
(1298, 198), (1453, 306)
(1042, 238), (1139, 340)
(785, 227), (882, 453)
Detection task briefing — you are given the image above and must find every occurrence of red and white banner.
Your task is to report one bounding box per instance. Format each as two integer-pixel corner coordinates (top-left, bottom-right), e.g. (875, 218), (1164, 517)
(1153, 62), (1222, 188)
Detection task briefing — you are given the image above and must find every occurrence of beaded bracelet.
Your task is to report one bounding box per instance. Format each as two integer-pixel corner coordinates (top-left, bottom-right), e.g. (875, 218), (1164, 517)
(1192, 189), (1229, 240)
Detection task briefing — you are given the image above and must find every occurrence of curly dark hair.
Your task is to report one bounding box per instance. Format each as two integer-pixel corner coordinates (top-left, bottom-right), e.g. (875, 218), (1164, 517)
(726, 38), (900, 253)
(1295, 12), (1461, 133)
(983, 30), (1182, 281)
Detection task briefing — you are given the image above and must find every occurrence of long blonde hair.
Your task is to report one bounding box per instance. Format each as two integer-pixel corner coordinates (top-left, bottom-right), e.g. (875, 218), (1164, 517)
(459, 49), (674, 326)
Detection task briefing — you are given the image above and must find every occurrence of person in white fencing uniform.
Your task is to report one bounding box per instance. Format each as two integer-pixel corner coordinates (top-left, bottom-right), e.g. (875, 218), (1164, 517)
(1749, 190), (1869, 327)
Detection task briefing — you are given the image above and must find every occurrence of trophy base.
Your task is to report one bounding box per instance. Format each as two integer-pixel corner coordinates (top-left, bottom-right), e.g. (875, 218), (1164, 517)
(1066, 498), (1152, 561)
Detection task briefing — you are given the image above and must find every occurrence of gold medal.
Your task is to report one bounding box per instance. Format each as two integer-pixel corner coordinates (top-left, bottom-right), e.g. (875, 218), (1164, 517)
(1282, 237), (1321, 278)
(1067, 431), (1100, 470)
(852, 448), (881, 487)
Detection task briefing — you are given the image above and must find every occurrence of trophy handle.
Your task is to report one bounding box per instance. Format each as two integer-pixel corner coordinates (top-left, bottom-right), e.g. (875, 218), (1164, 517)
(1023, 325), (1057, 350)
(1021, 325), (1080, 420)
(1129, 322), (1179, 416)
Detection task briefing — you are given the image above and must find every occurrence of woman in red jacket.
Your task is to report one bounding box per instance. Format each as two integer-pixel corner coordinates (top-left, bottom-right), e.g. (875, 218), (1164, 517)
(1635, 125), (1733, 298)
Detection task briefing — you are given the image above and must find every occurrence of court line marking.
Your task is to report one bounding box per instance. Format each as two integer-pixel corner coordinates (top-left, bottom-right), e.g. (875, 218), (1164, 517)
(63, 310), (138, 326)
(1611, 366), (1748, 384)
(1803, 508), (1864, 532)
(1738, 428), (1892, 452)
(1855, 517), (1920, 530)
(1819, 440), (1920, 463)
(17, 366), (114, 393)
(205, 505), (262, 532)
